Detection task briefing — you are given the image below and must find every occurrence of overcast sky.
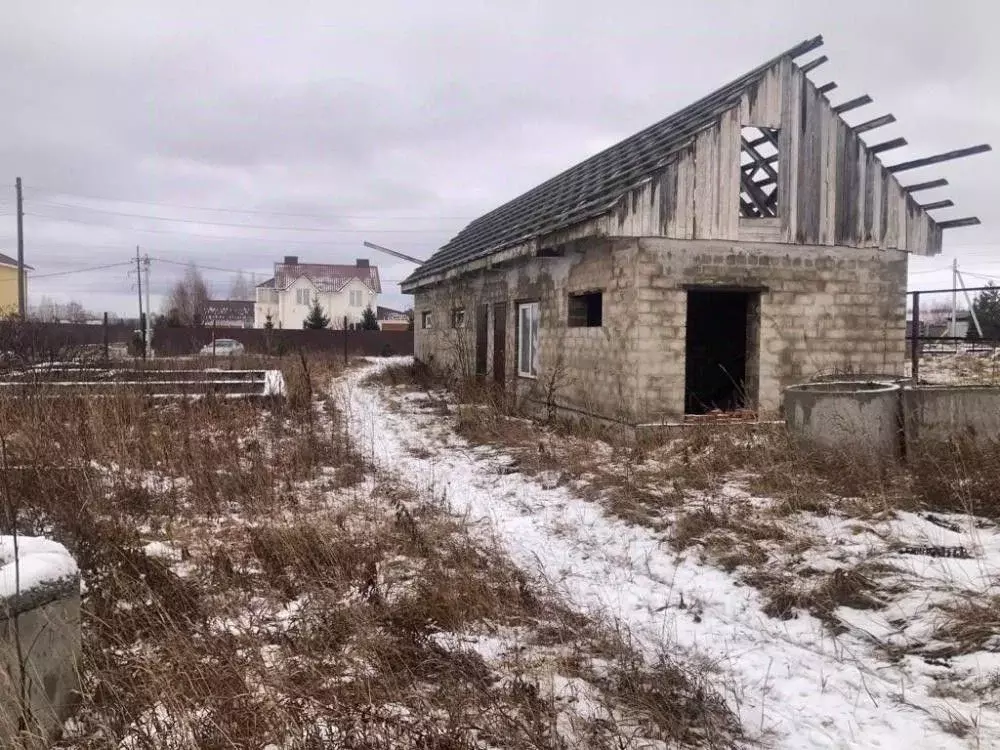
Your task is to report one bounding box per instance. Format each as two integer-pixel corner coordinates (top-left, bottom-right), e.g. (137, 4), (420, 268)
(1, 1), (995, 318)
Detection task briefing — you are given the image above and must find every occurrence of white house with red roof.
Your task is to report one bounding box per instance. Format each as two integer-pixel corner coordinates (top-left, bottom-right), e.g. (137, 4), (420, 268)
(254, 256), (381, 329)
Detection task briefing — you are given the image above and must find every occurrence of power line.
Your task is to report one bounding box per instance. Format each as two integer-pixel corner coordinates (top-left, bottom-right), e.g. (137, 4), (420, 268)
(23, 186), (475, 221)
(27, 205), (456, 233)
(31, 261), (135, 280)
(22, 212), (442, 248)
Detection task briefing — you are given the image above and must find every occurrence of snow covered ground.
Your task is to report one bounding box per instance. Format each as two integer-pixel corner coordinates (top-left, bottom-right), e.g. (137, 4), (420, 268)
(345, 358), (1000, 749)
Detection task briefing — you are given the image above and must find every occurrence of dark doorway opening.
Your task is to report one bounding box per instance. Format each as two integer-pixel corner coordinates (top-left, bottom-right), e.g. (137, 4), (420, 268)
(492, 302), (507, 385)
(475, 304), (488, 376)
(684, 289), (759, 415)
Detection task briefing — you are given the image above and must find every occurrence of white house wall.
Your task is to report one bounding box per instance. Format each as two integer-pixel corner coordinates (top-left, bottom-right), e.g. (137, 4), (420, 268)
(254, 277), (378, 329)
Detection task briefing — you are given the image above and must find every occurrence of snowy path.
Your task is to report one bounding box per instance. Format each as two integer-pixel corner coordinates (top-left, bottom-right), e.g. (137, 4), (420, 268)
(343, 361), (992, 749)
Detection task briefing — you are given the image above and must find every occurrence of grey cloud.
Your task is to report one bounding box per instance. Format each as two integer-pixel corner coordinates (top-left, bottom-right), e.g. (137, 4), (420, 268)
(0, 0), (994, 314)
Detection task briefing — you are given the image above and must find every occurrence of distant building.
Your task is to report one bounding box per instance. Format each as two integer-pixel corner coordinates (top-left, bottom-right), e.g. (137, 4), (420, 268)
(254, 257), (381, 329)
(204, 300), (255, 328)
(0, 252), (31, 317)
(377, 306), (410, 331)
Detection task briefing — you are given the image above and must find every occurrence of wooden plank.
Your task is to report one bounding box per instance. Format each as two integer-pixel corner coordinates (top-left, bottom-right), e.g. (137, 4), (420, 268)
(818, 97), (837, 245)
(855, 136), (867, 244)
(854, 114), (896, 133)
(693, 127), (717, 238)
(833, 95), (873, 115)
(863, 151), (877, 244)
(904, 178), (948, 193)
(877, 169), (892, 242)
(719, 108), (740, 238)
(937, 217), (981, 229)
(783, 59), (802, 242)
(834, 120), (855, 244)
(817, 82), (837, 94)
(885, 174), (901, 248)
(658, 161), (680, 234)
(868, 137), (907, 155)
(674, 147), (695, 238)
(920, 199), (954, 210)
(740, 171), (773, 216)
(800, 55), (828, 74)
(888, 144), (992, 173)
(797, 84), (822, 243)
(788, 35), (825, 60)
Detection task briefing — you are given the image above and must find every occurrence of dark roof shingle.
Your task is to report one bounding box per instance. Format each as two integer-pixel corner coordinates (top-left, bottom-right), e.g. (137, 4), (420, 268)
(204, 300), (254, 322)
(404, 36), (823, 287)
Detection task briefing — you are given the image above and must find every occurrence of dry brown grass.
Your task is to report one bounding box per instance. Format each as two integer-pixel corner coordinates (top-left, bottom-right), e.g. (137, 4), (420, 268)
(931, 595), (1000, 656)
(0, 354), (738, 749)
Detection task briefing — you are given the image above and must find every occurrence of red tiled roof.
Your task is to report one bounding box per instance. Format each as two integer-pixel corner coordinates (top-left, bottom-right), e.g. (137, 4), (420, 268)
(271, 262), (381, 294)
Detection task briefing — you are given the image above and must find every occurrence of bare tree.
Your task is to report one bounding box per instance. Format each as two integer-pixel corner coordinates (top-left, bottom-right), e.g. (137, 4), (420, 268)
(229, 272), (254, 301)
(163, 263), (210, 325)
(63, 301), (89, 323)
(30, 296), (57, 322)
(28, 297), (92, 322)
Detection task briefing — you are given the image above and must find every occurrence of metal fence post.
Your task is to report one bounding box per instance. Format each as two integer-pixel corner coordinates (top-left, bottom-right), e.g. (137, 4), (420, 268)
(343, 315), (348, 366)
(103, 312), (109, 364)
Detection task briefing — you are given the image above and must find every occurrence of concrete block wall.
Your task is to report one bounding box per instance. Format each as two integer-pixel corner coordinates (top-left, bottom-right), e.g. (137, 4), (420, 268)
(413, 239), (641, 421)
(635, 238), (907, 420)
(413, 236), (907, 425)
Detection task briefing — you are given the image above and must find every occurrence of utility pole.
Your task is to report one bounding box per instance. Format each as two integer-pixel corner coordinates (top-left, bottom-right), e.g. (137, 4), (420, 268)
(143, 254), (152, 358)
(136, 246), (146, 360)
(951, 258), (958, 347)
(15, 177), (25, 319)
(956, 268), (984, 339)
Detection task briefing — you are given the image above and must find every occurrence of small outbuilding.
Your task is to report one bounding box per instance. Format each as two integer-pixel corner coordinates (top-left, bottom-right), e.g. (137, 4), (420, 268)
(401, 36), (989, 426)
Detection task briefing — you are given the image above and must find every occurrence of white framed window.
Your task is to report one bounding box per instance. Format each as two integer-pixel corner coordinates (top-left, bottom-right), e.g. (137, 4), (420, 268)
(421, 311), (432, 329)
(349, 290), (364, 307)
(517, 302), (539, 378)
(451, 308), (466, 328)
(296, 288), (312, 305)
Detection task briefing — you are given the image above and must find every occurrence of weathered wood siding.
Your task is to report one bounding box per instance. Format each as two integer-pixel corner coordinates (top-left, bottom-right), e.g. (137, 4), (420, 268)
(582, 58), (941, 255)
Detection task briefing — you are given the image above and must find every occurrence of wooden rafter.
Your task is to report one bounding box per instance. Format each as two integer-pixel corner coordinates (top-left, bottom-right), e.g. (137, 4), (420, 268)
(888, 144), (992, 173)
(740, 171), (774, 215)
(854, 114), (896, 134)
(937, 217), (981, 229)
(817, 82), (837, 94)
(833, 95), (873, 115)
(920, 199), (954, 210)
(800, 55), (828, 74)
(739, 125), (779, 218)
(904, 178), (949, 193)
(868, 137), (907, 155)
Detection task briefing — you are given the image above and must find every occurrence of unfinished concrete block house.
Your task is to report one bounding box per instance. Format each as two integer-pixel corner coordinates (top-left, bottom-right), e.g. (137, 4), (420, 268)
(401, 36), (988, 426)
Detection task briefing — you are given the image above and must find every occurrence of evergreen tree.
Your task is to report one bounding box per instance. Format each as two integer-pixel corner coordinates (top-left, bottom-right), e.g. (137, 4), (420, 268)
(360, 305), (380, 330)
(969, 284), (1000, 340)
(264, 313), (274, 331)
(303, 298), (330, 329)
